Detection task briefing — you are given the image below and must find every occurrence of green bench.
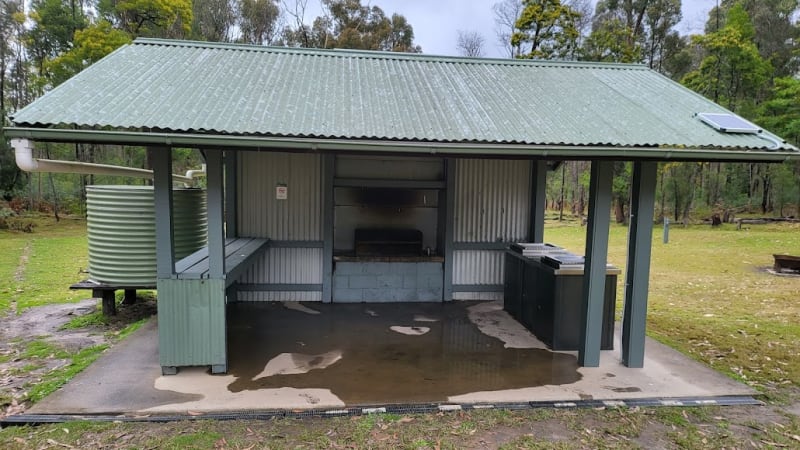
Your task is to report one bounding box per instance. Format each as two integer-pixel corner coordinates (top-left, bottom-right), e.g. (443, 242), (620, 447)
(175, 237), (270, 287)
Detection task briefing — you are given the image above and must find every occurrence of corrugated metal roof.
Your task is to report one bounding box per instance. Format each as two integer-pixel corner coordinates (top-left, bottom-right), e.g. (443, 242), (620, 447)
(9, 38), (798, 155)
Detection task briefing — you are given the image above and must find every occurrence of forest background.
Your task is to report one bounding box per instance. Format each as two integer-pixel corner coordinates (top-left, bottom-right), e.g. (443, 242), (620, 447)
(1, 0), (799, 223)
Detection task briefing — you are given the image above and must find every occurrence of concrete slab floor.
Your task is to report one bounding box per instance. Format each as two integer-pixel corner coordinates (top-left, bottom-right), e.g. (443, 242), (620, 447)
(29, 301), (755, 416)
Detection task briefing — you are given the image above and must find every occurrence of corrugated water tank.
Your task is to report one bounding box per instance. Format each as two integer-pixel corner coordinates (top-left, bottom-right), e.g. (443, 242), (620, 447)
(86, 185), (207, 285)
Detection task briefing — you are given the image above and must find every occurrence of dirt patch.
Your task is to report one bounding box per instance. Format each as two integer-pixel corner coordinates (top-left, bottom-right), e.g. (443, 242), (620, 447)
(0, 296), (156, 419)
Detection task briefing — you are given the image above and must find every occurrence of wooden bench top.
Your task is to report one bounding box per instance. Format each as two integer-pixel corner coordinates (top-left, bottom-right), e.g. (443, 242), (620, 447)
(176, 237), (270, 287)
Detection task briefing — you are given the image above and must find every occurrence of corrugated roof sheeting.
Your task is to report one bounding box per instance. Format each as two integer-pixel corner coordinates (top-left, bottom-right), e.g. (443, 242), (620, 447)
(10, 39), (794, 152)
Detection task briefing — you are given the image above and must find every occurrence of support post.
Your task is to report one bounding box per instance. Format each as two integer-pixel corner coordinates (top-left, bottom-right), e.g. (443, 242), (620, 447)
(322, 155), (335, 303)
(442, 158), (456, 302)
(579, 160), (614, 367)
(150, 146), (174, 279)
(529, 160), (547, 242)
(122, 289), (137, 305)
(622, 161), (657, 368)
(224, 151), (238, 239)
(206, 149), (225, 279)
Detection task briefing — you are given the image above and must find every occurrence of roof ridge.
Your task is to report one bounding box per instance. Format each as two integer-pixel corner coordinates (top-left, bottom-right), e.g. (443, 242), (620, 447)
(133, 38), (649, 70)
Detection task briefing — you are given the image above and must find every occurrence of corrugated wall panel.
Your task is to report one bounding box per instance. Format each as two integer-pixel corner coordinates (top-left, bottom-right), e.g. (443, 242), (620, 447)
(238, 152), (321, 240)
(452, 251), (504, 285)
(236, 248), (323, 302)
(454, 159), (530, 242)
(236, 151), (323, 301)
(157, 279), (226, 367)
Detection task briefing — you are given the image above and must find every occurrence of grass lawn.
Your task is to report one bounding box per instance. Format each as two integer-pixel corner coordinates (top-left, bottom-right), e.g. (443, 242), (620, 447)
(0, 215), (88, 312)
(1, 213), (799, 448)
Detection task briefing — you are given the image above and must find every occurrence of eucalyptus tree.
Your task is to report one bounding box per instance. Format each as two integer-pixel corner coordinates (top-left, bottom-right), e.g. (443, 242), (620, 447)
(280, 0), (420, 52)
(237, 0), (281, 45)
(511, 0), (582, 59)
(97, 0), (193, 38)
(192, 0), (237, 42)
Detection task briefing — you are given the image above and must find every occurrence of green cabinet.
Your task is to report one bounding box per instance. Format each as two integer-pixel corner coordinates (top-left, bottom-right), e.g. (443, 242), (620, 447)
(504, 250), (617, 351)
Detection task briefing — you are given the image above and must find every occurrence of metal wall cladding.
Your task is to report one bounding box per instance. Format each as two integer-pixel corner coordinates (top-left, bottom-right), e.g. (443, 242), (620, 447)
(237, 151), (322, 300)
(238, 151), (321, 240)
(86, 185), (207, 285)
(453, 250), (505, 286)
(236, 248), (323, 302)
(454, 159), (530, 243)
(157, 278), (226, 367)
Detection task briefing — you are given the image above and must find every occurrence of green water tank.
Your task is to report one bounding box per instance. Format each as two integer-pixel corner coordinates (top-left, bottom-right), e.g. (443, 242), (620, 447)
(86, 185), (207, 285)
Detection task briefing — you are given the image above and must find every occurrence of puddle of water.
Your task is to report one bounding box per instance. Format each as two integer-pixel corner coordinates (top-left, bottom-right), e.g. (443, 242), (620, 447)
(226, 302), (581, 405)
(390, 326), (430, 336)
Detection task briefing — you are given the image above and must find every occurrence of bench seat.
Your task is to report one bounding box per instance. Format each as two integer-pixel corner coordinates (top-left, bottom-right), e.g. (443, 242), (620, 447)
(175, 237), (269, 287)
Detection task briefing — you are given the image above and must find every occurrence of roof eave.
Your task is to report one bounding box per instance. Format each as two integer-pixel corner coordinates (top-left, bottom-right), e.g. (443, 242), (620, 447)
(5, 127), (799, 163)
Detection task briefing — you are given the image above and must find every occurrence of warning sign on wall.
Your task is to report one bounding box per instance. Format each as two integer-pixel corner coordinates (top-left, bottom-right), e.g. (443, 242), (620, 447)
(276, 184), (288, 200)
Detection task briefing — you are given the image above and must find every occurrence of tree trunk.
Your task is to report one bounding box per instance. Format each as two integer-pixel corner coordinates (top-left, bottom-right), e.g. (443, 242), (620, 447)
(558, 163), (565, 221)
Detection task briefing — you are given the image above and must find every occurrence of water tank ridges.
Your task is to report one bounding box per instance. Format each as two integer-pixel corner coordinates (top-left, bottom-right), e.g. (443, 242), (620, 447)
(86, 185), (207, 285)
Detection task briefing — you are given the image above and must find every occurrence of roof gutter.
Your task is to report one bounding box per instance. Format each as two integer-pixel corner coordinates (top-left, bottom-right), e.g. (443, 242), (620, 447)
(6, 127), (800, 163)
(11, 138), (196, 183)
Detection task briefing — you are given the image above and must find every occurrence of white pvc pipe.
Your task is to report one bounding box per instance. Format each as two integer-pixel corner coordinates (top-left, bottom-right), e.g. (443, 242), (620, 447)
(185, 164), (206, 180)
(12, 138), (193, 183)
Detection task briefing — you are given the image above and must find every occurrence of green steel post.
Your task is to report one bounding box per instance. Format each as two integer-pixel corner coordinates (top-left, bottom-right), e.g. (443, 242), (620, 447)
(225, 151), (238, 239)
(322, 155), (335, 303)
(579, 160), (614, 367)
(442, 158), (456, 302)
(622, 161), (657, 368)
(207, 150), (225, 279)
(150, 146), (174, 278)
(529, 160), (547, 242)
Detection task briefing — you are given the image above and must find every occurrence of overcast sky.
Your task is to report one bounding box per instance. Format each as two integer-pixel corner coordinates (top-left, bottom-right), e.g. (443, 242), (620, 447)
(301, 0), (719, 58)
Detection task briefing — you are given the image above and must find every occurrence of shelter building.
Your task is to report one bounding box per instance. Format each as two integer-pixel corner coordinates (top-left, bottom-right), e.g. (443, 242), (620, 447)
(6, 39), (798, 375)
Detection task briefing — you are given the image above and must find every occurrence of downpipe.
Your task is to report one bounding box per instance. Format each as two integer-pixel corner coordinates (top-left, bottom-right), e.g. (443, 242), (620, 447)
(12, 138), (195, 184)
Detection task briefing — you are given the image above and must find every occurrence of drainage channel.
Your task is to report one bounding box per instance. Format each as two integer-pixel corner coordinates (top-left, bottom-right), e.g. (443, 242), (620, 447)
(0, 396), (762, 427)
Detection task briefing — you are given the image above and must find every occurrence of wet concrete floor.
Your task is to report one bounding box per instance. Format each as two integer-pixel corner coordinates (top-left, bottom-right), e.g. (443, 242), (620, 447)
(226, 302), (580, 405)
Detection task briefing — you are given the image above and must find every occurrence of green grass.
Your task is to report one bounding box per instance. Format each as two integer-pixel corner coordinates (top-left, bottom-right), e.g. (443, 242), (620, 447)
(59, 310), (109, 330)
(0, 214), (87, 313)
(23, 342), (109, 403)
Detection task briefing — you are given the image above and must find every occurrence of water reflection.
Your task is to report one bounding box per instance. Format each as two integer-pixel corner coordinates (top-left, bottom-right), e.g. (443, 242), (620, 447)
(226, 302), (581, 405)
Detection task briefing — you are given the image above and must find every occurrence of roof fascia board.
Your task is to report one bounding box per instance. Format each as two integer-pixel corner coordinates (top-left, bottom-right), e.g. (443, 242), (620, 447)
(5, 127), (798, 162)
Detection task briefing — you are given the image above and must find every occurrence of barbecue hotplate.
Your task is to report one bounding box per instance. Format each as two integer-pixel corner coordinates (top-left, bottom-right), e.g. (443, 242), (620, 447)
(354, 228), (423, 257)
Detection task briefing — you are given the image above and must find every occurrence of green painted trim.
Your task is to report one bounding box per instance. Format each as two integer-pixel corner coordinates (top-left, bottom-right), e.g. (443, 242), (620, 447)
(334, 178), (447, 189)
(452, 284), (503, 292)
(225, 151), (238, 239)
(151, 147), (175, 278)
(529, 160), (547, 242)
(206, 150), (225, 278)
(270, 240), (324, 248)
(322, 155), (335, 303)
(6, 128), (798, 162)
(442, 158), (456, 301)
(579, 160), (614, 368)
(235, 283), (322, 292)
(622, 161), (658, 368)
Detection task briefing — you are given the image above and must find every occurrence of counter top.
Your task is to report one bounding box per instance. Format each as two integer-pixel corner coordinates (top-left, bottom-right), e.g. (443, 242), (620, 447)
(505, 248), (621, 276)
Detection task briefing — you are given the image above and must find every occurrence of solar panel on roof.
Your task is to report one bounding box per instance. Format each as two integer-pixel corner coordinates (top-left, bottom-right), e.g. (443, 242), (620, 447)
(697, 113), (761, 134)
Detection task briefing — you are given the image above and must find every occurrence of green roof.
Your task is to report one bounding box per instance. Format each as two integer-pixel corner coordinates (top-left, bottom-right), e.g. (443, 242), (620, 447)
(7, 38), (799, 161)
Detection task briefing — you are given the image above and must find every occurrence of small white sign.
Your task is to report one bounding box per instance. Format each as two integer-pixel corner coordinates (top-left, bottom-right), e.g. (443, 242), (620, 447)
(276, 185), (288, 200)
